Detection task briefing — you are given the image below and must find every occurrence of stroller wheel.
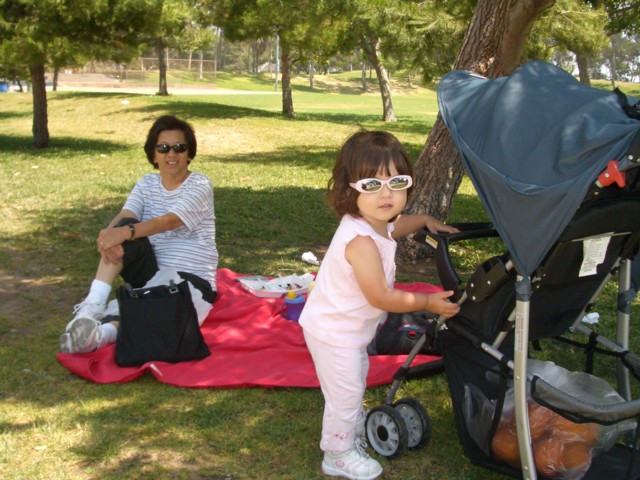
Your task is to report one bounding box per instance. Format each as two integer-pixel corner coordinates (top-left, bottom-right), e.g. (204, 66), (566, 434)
(393, 398), (431, 450)
(365, 405), (409, 458)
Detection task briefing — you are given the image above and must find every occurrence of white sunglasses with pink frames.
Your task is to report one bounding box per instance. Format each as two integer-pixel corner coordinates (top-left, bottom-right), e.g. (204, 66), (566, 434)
(349, 175), (413, 193)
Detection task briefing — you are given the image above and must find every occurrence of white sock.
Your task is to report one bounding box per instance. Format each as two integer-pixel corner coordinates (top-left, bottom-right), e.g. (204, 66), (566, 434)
(86, 279), (112, 305)
(98, 323), (118, 347)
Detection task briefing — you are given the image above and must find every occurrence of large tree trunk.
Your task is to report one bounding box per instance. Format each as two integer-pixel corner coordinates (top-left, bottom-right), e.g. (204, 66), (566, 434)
(157, 38), (169, 96)
(361, 34), (396, 122)
(280, 41), (294, 118)
(30, 64), (49, 149)
(575, 51), (592, 85)
(399, 0), (555, 261)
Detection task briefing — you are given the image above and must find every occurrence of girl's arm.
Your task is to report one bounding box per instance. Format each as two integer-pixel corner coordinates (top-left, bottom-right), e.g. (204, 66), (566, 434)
(345, 235), (460, 318)
(391, 213), (459, 239)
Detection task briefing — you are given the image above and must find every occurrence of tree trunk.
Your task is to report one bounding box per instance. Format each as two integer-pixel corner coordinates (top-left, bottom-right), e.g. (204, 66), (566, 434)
(609, 36), (617, 88)
(309, 58), (315, 90)
(360, 35), (396, 122)
(157, 38), (169, 96)
(30, 64), (49, 148)
(575, 51), (591, 85)
(399, 0), (555, 261)
(53, 66), (59, 92)
(280, 41), (294, 118)
(361, 62), (368, 91)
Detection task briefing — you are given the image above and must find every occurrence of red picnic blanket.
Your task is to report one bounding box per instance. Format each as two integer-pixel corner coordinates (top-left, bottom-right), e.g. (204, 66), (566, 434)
(57, 268), (442, 388)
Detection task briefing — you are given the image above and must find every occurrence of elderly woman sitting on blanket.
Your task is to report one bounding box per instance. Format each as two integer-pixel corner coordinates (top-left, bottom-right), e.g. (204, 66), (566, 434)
(59, 115), (218, 354)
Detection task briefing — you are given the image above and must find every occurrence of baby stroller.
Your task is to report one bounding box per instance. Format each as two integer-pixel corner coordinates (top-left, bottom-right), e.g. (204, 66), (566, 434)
(364, 62), (640, 480)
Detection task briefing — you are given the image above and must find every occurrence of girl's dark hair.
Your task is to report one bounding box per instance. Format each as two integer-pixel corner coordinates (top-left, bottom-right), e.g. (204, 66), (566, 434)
(328, 130), (414, 217)
(143, 115), (197, 168)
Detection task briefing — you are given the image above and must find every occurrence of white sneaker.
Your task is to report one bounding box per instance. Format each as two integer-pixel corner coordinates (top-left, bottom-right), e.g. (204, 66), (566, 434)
(322, 440), (382, 480)
(59, 300), (106, 353)
(65, 300), (106, 329)
(103, 299), (120, 320)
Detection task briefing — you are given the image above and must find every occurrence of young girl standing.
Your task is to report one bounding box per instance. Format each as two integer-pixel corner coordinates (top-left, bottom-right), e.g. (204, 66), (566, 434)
(299, 130), (460, 480)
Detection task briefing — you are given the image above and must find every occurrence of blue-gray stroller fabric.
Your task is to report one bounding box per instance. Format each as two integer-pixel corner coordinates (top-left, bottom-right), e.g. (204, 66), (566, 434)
(438, 61), (640, 276)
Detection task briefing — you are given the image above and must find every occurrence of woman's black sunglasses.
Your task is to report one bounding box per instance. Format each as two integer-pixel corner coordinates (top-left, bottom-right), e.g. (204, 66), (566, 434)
(155, 143), (189, 153)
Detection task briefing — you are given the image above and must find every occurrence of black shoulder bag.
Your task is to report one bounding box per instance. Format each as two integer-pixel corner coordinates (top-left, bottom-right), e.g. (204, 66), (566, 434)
(115, 280), (210, 367)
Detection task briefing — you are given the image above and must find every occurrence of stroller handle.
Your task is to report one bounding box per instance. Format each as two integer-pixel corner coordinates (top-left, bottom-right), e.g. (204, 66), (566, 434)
(414, 223), (500, 302)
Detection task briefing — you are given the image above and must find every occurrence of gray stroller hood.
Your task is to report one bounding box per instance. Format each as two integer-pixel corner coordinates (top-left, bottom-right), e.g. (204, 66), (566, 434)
(437, 61), (640, 276)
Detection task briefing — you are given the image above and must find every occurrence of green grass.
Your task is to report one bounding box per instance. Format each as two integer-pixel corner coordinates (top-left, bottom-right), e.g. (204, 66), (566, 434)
(0, 73), (637, 480)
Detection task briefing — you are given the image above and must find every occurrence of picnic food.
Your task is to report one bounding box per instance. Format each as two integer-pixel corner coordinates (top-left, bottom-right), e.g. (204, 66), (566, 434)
(492, 401), (600, 479)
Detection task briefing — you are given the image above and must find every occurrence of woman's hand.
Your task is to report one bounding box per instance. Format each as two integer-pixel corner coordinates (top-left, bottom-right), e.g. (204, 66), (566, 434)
(100, 244), (124, 265)
(96, 226), (129, 255)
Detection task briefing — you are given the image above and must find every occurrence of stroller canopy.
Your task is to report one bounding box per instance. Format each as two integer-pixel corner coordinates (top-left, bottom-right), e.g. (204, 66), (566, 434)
(438, 61), (640, 276)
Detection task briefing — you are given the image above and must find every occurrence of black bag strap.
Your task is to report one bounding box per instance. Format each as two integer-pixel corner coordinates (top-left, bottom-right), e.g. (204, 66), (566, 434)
(614, 87), (640, 120)
(125, 283), (138, 298)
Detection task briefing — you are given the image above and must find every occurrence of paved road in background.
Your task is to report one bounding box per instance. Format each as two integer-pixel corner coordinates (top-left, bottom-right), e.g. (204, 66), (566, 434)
(53, 72), (277, 95)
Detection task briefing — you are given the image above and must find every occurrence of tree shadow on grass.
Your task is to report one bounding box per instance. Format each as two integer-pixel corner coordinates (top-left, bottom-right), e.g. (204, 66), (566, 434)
(129, 100), (283, 121)
(0, 110), (32, 121)
(48, 91), (437, 136)
(200, 139), (430, 170)
(0, 134), (132, 157)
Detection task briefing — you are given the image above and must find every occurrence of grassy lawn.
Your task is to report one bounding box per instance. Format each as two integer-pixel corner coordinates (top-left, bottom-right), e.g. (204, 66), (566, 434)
(0, 72), (637, 479)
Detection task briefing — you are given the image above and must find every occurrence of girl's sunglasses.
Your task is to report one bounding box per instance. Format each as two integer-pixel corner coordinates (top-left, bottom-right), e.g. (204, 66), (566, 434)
(155, 143), (189, 154)
(349, 175), (413, 193)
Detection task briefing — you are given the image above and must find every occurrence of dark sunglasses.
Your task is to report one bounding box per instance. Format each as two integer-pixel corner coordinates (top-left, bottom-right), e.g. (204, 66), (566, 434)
(155, 143), (189, 154)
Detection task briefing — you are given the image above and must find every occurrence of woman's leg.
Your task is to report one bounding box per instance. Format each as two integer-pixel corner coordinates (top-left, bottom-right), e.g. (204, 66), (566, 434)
(60, 218), (158, 353)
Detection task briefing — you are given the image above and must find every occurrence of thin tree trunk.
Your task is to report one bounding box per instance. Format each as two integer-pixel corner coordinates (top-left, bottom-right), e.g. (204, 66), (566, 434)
(361, 35), (396, 122)
(309, 58), (315, 90)
(280, 42), (294, 118)
(214, 34), (219, 79)
(157, 38), (169, 96)
(30, 64), (49, 148)
(399, 0), (555, 261)
(609, 36), (617, 88)
(52, 66), (59, 92)
(361, 62), (368, 91)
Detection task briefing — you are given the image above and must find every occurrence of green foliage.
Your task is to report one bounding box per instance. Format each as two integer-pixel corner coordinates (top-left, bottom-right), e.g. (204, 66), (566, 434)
(589, 0), (640, 34)
(527, 0), (609, 62)
(0, 0), (161, 69)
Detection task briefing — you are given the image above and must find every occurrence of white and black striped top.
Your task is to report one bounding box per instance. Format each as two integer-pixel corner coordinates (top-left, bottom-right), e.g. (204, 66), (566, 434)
(123, 172), (218, 289)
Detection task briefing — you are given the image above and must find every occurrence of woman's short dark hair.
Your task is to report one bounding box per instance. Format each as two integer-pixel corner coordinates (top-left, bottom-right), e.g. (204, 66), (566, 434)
(143, 115), (197, 168)
(328, 130), (414, 217)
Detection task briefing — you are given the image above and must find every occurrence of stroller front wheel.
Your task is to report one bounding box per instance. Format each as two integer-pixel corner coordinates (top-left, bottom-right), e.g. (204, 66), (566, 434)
(393, 398), (431, 450)
(365, 405), (409, 458)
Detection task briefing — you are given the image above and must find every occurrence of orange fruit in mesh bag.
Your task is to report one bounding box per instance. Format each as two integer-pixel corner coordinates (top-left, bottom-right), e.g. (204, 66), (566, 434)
(528, 402), (555, 440)
(492, 420), (521, 468)
(562, 442), (593, 474)
(552, 414), (600, 446)
(534, 436), (566, 479)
